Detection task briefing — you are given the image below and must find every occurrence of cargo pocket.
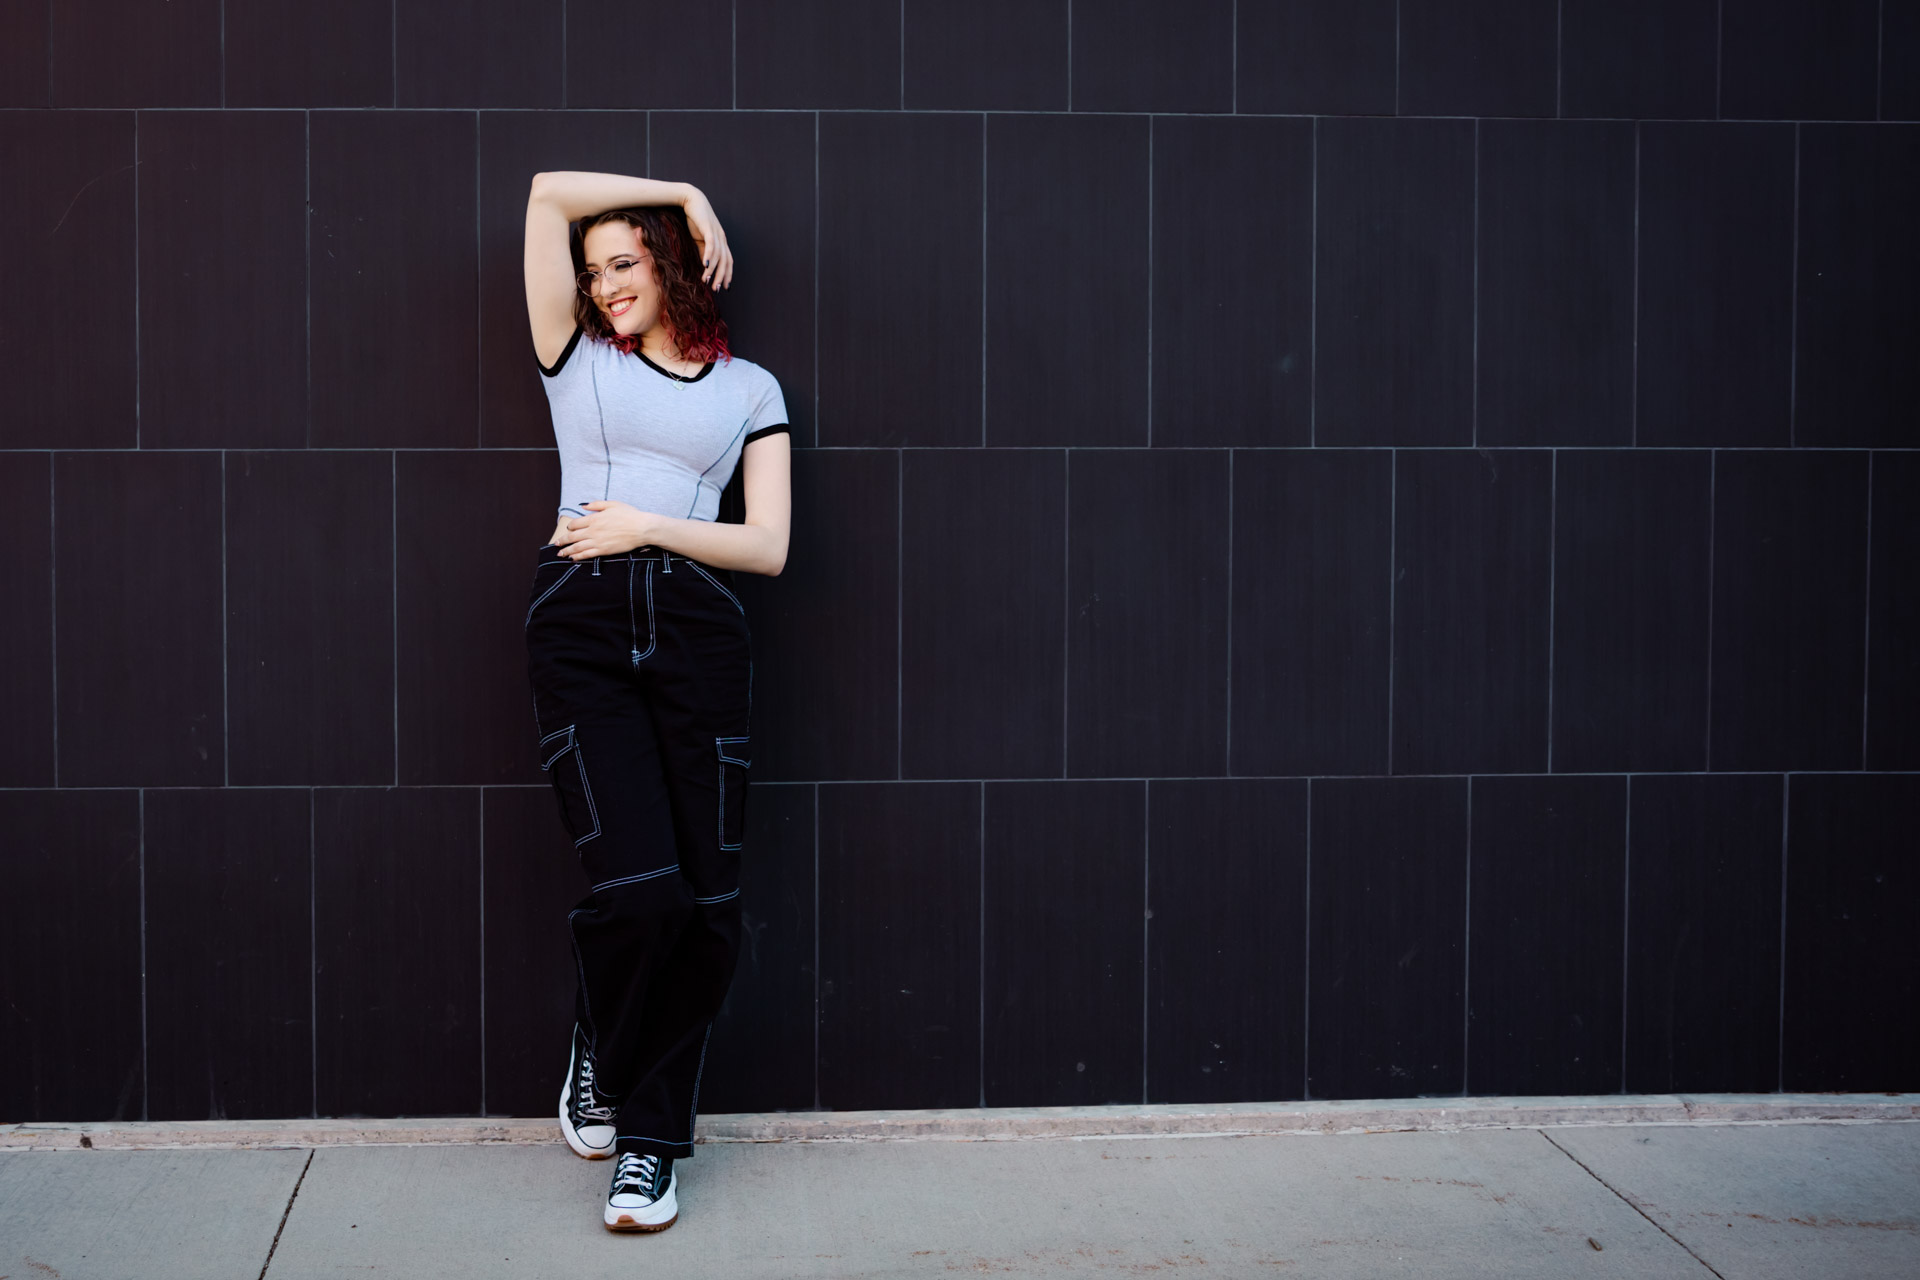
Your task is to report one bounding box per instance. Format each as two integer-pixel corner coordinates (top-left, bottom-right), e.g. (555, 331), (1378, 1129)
(539, 724), (601, 847)
(716, 736), (750, 850)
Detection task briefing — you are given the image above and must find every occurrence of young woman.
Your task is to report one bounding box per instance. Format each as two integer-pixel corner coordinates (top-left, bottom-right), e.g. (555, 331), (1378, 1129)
(521, 170), (790, 1233)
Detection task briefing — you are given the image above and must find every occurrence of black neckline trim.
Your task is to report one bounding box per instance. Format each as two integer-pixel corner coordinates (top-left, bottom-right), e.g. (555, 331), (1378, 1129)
(538, 325), (583, 378)
(636, 349), (715, 383)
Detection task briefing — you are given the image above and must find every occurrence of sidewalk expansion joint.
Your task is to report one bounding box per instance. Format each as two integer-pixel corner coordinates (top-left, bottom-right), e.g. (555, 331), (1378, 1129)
(256, 1147), (313, 1280)
(1540, 1129), (1727, 1279)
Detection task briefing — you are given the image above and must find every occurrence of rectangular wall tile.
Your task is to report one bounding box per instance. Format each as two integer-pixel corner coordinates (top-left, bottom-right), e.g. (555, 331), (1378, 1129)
(145, 789), (312, 1121)
(1553, 451), (1712, 773)
(1151, 117), (1313, 448)
(315, 788), (481, 1116)
(1467, 776), (1626, 1096)
(0, 0), (49, 105)
(1559, 0), (1718, 119)
(901, 451), (1063, 780)
(225, 0), (392, 106)
(55, 452), (225, 786)
(699, 783), (817, 1114)
(1637, 123), (1796, 447)
(1710, 451), (1868, 772)
(311, 111), (478, 448)
(397, 0), (562, 107)
(1070, 0), (1232, 112)
(819, 783), (979, 1110)
(1231, 450), (1392, 777)
(1148, 779), (1308, 1104)
(1794, 125), (1920, 448)
(652, 112), (817, 446)
(1783, 774), (1920, 1091)
(736, 451), (898, 781)
(1068, 450), (1229, 778)
(1308, 778), (1467, 1100)
(1720, 0), (1880, 121)
(905, 0), (1068, 110)
(736, 0), (900, 109)
(1315, 118), (1475, 447)
(1868, 453), (1920, 769)
(138, 112), (308, 449)
(1397, 0), (1558, 118)
(1625, 774), (1782, 1094)
(396, 450), (560, 785)
(1392, 450), (1553, 776)
(0, 792), (142, 1121)
(227, 451), (395, 785)
(817, 114), (981, 447)
(987, 114), (1149, 447)
(1887, 6), (1920, 120)
(51, 0), (219, 106)
(0, 454), (53, 786)
(1235, 0), (1396, 116)
(984, 782), (1143, 1106)
(476, 111), (649, 450)
(1477, 121), (1636, 447)
(482, 785), (585, 1116)
(566, 0), (731, 108)
(0, 112), (135, 448)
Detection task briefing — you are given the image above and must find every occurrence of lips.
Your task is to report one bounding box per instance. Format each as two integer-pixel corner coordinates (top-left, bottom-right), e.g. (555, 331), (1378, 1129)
(607, 297), (635, 318)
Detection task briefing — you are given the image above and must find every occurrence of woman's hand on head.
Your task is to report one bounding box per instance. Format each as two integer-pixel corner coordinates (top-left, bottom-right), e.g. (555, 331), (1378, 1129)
(555, 500), (656, 560)
(681, 188), (734, 291)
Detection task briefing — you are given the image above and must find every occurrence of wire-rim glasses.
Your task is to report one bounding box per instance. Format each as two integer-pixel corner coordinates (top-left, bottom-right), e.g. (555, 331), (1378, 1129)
(576, 253), (652, 297)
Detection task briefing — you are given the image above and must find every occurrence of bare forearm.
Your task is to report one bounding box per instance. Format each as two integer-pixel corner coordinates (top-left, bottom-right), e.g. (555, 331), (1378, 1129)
(529, 171), (693, 221)
(638, 513), (788, 577)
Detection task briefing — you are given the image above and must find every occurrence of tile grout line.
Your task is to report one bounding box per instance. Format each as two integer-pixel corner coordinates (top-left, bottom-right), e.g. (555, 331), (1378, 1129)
(308, 789), (317, 1118)
(139, 788), (148, 1120)
(1145, 114), (1153, 446)
(1545, 449), (1557, 772)
(1714, 0), (1723, 120)
(477, 787), (486, 1114)
(981, 114), (988, 447)
(222, 452), (230, 785)
(896, 450), (903, 779)
(898, 0), (904, 109)
(1703, 452), (1717, 770)
(1860, 452), (1874, 767)
(1230, 0), (1237, 113)
(1538, 1130), (1728, 1279)
(305, 110), (312, 449)
(219, 0), (226, 107)
(1777, 775), (1790, 1092)
(813, 783), (821, 1112)
(392, 451), (399, 785)
(1309, 116), (1318, 447)
(1470, 118), (1479, 448)
(1385, 450), (1397, 774)
(813, 110), (819, 443)
(1620, 774), (1633, 1091)
(48, 455), (57, 787)
(559, 0), (566, 108)
(133, 111), (141, 449)
(1066, 0), (1072, 111)
(1462, 775), (1472, 1094)
(1062, 452), (1071, 778)
(1787, 122), (1800, 447)
(475, 109), (482, 447)
(731, 0), (737, 111)
(254, 1149), (315, 1280)
(1877, 0), (1886, 121)
(391, 0), (398, 109)
(978, 781), (986, 1108)
(1302, 778), (1312, 1098)
(1554, 0), (1562, 119)
(1224, 449), (1234, 773)
(1393, 0), (1401, 117)
(1141, 781), (1150, 1104)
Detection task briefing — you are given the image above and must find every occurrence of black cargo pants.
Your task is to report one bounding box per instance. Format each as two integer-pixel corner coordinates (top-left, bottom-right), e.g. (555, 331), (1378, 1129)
(525, 541), (751, 1160)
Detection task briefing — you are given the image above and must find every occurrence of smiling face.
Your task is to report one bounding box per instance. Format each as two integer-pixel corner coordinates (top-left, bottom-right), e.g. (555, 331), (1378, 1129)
(581, 220), (661, 338)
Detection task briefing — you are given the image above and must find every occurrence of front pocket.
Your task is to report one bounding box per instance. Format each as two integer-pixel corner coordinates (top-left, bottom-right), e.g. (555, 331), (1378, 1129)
(539, 724), (601, 847)
(716, 736), (750, 850)
(686, 561), (743, 614)
(525, 561), (580, 628)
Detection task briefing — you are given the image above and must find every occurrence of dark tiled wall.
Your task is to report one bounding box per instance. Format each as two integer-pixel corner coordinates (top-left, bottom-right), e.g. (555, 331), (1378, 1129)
(1, 1), (1914, 1123)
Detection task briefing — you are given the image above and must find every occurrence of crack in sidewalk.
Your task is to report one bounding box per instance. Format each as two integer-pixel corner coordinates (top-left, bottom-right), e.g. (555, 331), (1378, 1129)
(1539, 1129), (1726, 1278)
(256, 1148), (315, 1280)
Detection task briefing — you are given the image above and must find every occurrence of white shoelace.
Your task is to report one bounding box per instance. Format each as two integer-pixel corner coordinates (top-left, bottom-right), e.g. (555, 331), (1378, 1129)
(576, 1053), (615, 1123)
(611, 1152), (661, 1198)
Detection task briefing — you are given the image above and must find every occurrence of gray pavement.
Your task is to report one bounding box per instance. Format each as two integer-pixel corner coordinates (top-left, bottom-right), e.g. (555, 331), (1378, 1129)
(3, 1122), (1916, 1278)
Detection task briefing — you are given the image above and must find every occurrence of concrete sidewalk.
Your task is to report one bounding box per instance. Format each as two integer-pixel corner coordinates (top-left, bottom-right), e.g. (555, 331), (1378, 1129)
(3, 1099), (1916, 1278)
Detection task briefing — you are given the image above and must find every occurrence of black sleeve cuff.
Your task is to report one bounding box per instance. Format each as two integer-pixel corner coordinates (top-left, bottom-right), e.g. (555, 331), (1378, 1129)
(538, 325), (583, 378)
(742, 423), (790, 446)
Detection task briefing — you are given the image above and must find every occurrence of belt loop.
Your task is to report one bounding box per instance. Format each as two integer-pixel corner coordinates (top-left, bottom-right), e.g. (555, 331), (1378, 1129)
(659, 546), (672, 573)
(591, 555), (602, 576)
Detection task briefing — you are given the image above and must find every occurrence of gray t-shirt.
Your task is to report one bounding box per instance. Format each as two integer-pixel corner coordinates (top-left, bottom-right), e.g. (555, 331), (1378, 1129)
(539, 327), (789, 523)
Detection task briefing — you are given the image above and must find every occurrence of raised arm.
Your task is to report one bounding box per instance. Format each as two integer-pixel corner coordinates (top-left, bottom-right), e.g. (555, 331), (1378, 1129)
(523, 171), (735, 369)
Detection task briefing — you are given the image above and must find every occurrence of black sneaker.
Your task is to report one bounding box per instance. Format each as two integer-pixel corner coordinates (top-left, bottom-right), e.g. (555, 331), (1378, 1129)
(603, 1152), (677, 1232)
(559, 1024), (617, 1160)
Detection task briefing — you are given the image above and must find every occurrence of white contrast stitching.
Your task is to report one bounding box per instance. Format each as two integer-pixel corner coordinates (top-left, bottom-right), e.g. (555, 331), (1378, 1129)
(687, 561), (744, 614)
(525, 561), (580, 627)
(591, 865), (680, 893)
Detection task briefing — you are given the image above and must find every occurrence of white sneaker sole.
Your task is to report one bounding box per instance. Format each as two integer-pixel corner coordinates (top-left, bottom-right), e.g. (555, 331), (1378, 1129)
(604, 1174), (678, 1232)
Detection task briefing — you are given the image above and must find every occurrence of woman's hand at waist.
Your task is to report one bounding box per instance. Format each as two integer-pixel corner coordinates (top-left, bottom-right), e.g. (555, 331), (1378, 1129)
(553, 500), (657, 560)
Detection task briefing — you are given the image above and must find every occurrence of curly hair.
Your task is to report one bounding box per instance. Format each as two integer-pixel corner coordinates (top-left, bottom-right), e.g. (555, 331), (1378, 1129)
(572, 205), (730, 363)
